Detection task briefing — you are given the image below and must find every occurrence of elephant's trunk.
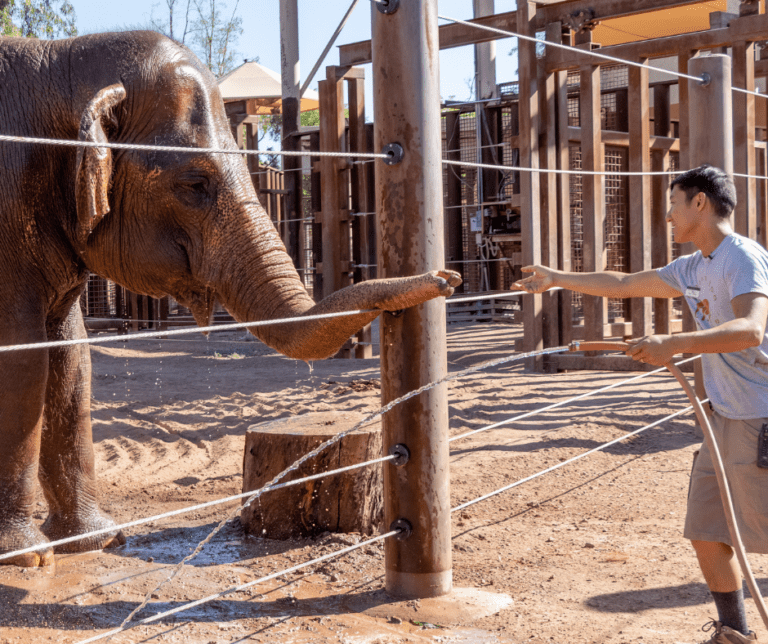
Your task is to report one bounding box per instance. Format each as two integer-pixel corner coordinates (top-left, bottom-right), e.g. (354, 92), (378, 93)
(205, 200), (380, 361)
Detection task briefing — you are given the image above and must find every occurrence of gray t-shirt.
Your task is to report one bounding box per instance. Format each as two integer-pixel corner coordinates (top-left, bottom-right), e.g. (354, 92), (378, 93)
(657, 233), (768, 420)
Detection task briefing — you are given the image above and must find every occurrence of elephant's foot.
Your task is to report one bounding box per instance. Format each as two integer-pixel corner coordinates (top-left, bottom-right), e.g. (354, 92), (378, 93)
(0, 519), (55, 568)
(42, 508), (126, 554)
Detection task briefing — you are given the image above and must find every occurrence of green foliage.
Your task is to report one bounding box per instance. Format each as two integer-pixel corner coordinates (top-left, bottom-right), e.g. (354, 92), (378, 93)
(0, 0), (77, 39)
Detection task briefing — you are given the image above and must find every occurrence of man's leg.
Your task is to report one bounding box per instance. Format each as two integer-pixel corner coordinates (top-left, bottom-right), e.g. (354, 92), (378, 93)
(692, 539), (749, 634)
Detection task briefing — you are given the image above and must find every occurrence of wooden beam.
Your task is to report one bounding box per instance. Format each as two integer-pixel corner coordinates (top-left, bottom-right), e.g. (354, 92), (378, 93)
(537, 0), (714, 30)
(545, 13), (768, 72)
(518, 1), (544, 367)
(733, 40), (757, 239)
(628, 59), (653, 338)
(556, 63), (573, 347)
(651, 83), (673, 335)
(580, 63), (606, 344)
(568, 126), (680, 151)
(542, 21), (562, 352)
(339, 10), (517, 67)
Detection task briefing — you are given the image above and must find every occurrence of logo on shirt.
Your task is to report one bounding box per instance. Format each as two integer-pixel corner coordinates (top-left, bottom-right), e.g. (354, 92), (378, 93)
(695, 299), (711, 323)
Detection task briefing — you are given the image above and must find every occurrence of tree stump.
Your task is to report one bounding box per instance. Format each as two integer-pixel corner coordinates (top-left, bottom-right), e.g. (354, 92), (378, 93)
(240, 411), (383, 540)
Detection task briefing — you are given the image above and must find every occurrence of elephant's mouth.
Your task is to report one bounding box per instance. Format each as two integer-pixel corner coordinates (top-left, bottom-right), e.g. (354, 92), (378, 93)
(174, 286), (217, 330)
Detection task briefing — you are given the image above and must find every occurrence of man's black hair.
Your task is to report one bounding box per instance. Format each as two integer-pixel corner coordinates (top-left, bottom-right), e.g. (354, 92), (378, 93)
(669, 164), (736, 219)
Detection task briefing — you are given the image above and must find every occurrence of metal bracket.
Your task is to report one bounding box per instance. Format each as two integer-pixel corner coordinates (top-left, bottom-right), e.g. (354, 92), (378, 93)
(387, 308), (405, 318)
(375, 0), (400, 15)
(389, 443), (410, 466)
(382, 142), (404, 165)
(698, 72), (711, 87)
(390, 518), (413, 541)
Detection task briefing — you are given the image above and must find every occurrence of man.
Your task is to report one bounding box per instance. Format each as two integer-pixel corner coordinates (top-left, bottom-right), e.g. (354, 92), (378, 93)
(513, 165), (768, 644)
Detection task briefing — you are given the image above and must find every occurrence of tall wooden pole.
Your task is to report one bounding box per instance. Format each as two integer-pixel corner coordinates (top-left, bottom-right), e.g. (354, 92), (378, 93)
(279, 0), (302, 270)
(688, 54), (733, 407)
(372, 0), (452, 599)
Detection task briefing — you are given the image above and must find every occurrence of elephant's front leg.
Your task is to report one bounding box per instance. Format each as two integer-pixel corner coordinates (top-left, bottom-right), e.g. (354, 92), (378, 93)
(38, 305), (125, 553)
(0, 318), (53, 567)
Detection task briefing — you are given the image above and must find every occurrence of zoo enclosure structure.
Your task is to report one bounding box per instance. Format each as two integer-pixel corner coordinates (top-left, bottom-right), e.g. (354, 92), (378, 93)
(300, 0), (768, 370)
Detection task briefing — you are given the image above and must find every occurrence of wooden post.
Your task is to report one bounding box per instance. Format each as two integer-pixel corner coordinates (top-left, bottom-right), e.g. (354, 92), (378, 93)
(628, 59), (652, 338)
(542, 21), (562, 351)
(348, 73), (373, 359)
(372, 0), (451, 599)
(279, 0), (303, 269)
(555, 40), (572, 348)
(733, 40), (757, 239)
(580, 62), (605, 343)
(688, 54), (734, 408)
(519, 1), (544, 367)
(652, 83), (672, 335)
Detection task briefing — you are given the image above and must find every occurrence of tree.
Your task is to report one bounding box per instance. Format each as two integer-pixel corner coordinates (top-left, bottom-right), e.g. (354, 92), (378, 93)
(190, 0), (242, 77)
(1, 0), (77, 38)
(150, 0), (192, 44)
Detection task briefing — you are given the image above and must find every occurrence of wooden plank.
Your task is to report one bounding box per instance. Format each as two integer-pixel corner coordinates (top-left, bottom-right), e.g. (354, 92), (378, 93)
(518, 1), (544, 367)
(348, 76), (372, 360)
(339, 11), (518, 66)
(580, 63), (606, 344)
(628, 59), (653, 339)
(556, 63), (573, 347)
(567, 126), (680, 151)
(733, 40), (757, 239)
(651, 83), (673, 335)
(542, 21), (562, 351)
(545, 353), (681, 372)
(318, 74), (351, 301)
(545, 14), (768, 73)
(537, 0), (711, 30)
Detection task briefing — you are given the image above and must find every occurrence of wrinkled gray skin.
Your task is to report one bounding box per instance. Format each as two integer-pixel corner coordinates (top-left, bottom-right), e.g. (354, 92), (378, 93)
(0, 31), (461, 567)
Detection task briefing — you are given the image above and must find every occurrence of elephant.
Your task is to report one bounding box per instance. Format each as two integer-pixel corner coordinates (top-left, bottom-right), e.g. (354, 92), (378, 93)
(0, 31), (461, 567)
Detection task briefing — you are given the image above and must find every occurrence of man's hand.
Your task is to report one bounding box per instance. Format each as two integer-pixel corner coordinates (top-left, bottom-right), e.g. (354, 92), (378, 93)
(625, 335), (681, 366)
(511, 265), (557, 294)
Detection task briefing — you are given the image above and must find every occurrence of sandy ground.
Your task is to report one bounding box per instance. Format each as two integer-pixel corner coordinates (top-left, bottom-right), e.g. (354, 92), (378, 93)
(2, 321), (768, 644)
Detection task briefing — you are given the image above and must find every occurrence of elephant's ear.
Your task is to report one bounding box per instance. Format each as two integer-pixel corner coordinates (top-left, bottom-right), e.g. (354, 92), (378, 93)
(75, 84), (126, 249)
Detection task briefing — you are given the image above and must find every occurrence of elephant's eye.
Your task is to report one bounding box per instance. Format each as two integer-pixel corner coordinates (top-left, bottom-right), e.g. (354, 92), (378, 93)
(176, 172), (213, 207)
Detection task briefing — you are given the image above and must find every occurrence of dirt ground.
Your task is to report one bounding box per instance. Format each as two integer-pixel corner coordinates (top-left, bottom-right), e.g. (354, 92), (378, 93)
(2, 321), (767, 644)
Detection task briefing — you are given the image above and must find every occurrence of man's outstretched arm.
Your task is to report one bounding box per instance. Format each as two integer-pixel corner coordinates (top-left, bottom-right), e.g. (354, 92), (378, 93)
(512, 265), (682, 300)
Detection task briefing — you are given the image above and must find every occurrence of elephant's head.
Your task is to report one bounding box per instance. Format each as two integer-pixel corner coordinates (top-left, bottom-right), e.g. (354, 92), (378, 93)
(73, 33), (308, 330)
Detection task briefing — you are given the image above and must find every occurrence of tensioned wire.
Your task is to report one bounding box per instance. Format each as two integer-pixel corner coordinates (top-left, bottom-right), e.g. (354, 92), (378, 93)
(74, 378), (699, 644)
(0, 346), (694, 564)
(5, 132), (768, 181)
(436, 13), (766, 101)
(75, 528), (400, 644)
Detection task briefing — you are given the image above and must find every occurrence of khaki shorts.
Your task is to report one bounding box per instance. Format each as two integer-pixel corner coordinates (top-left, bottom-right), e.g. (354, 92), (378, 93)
(685, 410), (768, 553)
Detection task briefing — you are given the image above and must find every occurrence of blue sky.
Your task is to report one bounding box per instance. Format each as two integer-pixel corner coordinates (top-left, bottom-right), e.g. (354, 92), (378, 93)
(73, 0), (519, 112)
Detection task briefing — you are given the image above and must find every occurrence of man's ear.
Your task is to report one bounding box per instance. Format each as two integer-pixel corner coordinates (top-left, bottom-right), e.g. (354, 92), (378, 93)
(75, 84), (126, 250)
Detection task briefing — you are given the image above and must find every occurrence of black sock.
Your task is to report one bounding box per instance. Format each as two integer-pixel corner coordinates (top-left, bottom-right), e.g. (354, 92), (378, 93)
(711, 589), (749, 634)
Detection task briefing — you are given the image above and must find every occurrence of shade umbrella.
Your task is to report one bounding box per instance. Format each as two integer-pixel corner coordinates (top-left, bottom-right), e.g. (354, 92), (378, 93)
(218, 60), (320, 114)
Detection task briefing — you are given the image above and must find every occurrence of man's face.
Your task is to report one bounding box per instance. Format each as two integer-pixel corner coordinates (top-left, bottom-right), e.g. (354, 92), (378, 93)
(666, 185), (704, 244)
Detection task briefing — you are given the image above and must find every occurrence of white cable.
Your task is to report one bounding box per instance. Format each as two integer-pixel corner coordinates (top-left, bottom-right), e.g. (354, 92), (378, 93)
(0, 308), (375, 353)
(438, 13), (767, 101)
(75, 529), (399, 644)
(437, 14), (705, 84)
(452, 402), (701, 512)
(0, 454), (397, 562)
(444, 157), (678, 177)
(448, 354), (700, 443)
(447, 287), (562, 304)
(0, 133), (387, 160)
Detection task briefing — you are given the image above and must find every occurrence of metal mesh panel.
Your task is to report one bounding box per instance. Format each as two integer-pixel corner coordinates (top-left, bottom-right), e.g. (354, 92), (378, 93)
(569, 145), (584, 322)
(566, 65), (628, 131)
(500, 106), (519, 201)
(601, 64), (628, 90)
(81, 275), (117, 317)
(604, 147), (629, 322)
